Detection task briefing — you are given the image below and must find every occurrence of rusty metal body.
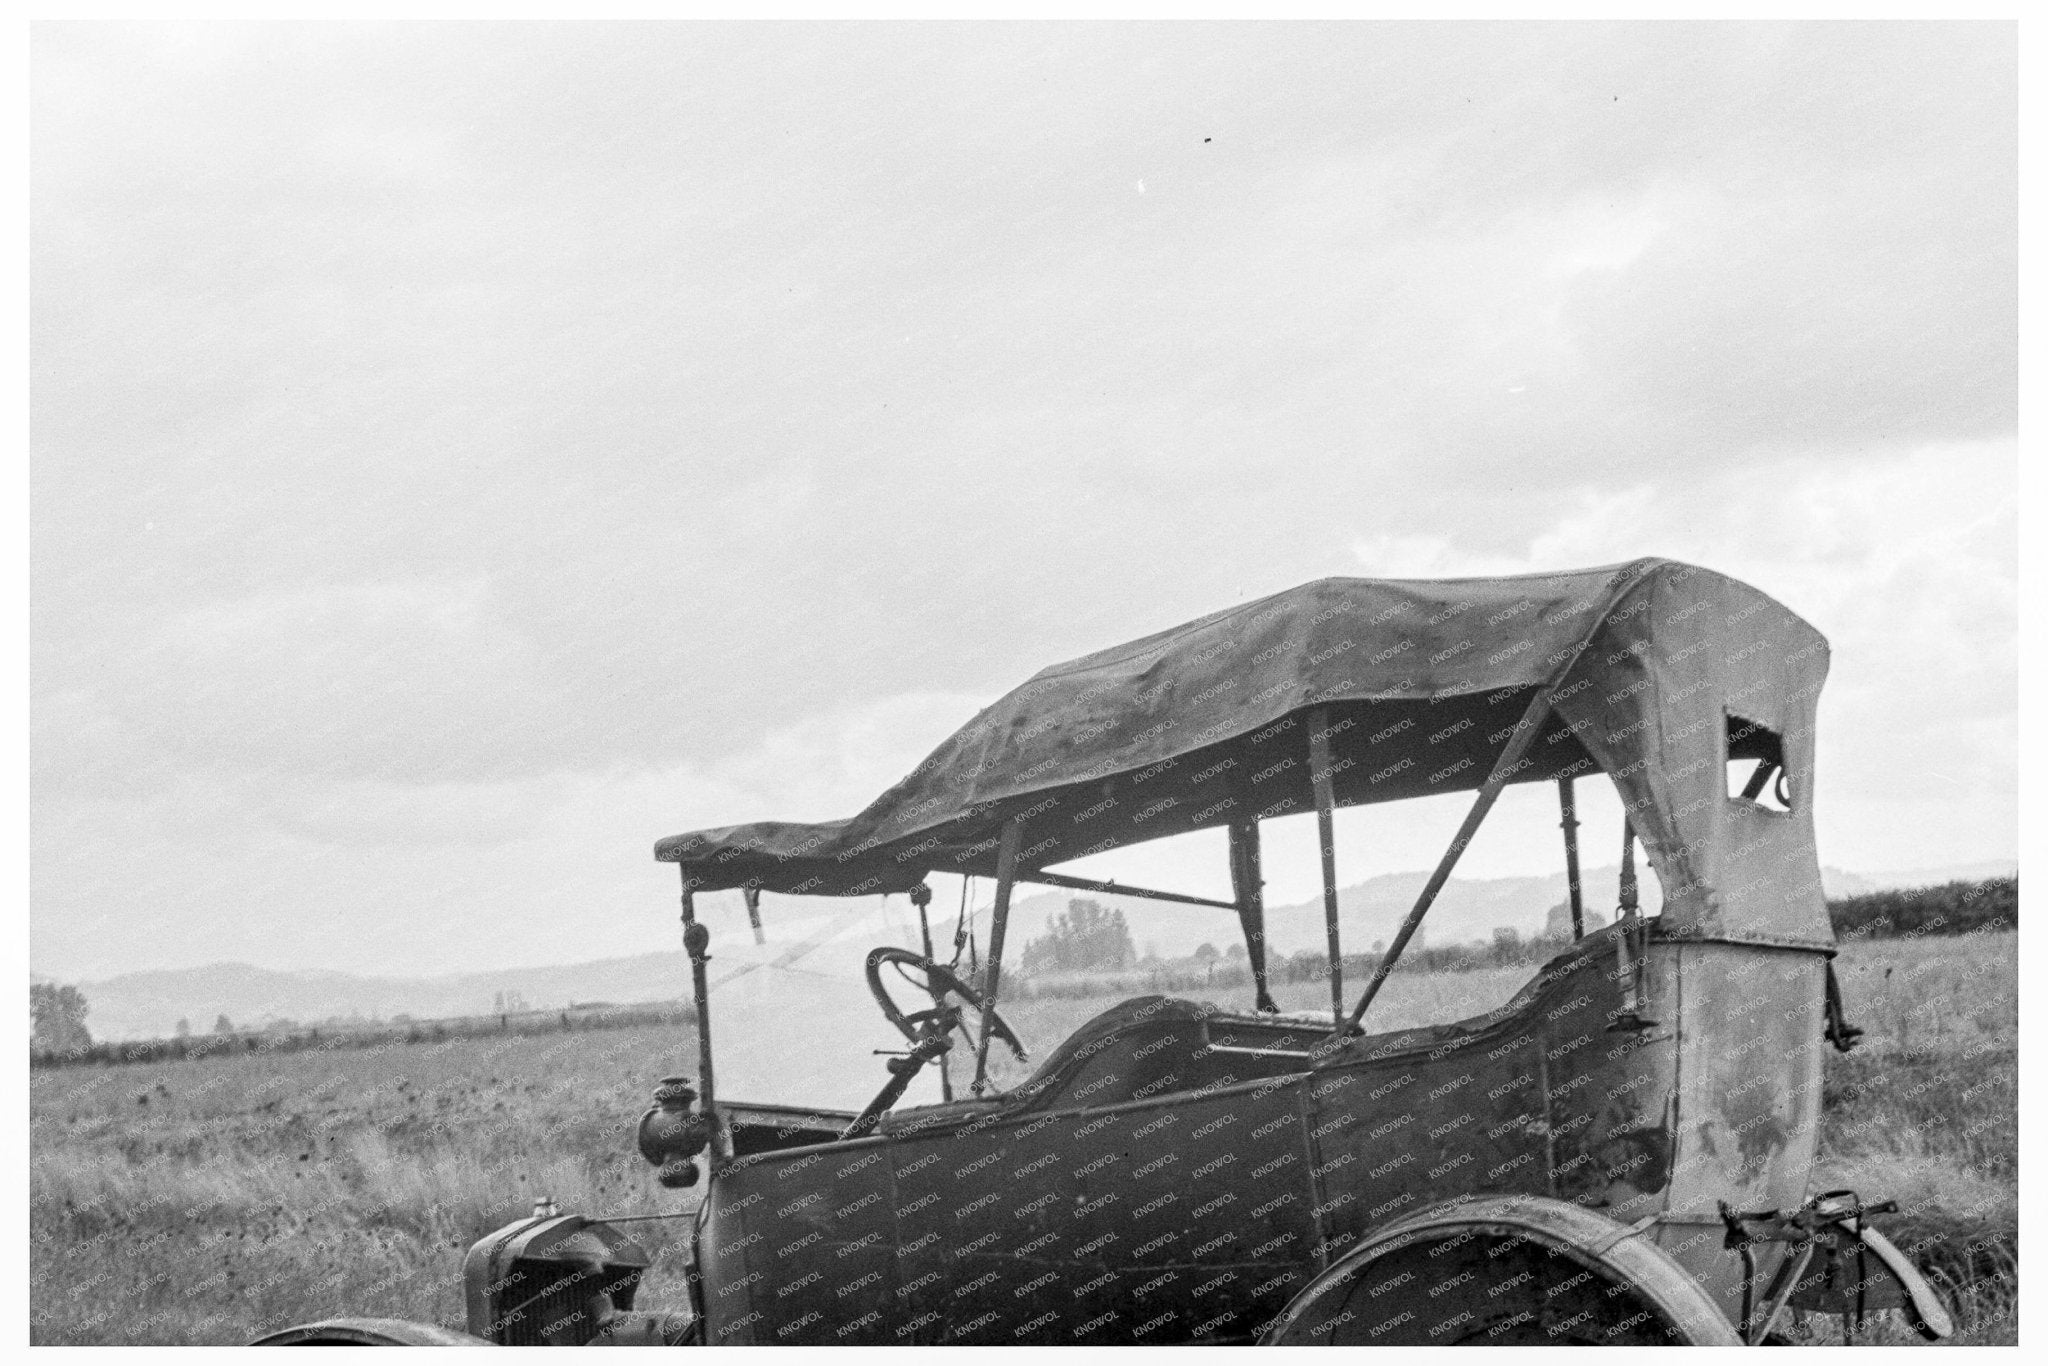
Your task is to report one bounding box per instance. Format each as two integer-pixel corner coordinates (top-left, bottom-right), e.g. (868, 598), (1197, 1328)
(686, 930), (1824, 1344)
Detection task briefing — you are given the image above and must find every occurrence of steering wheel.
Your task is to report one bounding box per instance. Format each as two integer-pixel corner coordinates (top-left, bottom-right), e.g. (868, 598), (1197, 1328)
(864, 947), (1028, 1065)
(837, 949), (1030, 1139)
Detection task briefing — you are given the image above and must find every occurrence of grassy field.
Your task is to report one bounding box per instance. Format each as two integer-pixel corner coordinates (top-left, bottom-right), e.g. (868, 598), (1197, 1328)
(1796, 931), (2018, 1345)
(30, 932), (2015, 1345)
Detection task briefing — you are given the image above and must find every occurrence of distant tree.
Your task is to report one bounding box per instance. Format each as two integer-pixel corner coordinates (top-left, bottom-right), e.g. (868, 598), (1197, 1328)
(1019, 899), (1137, 974)
(1224, 941), (1246, 960)
(1286, 949), (1327, 984)
(1543, 901), (1608, 939)
(1828, 877), (2018, 939)
(213, 1013), (234, 1035)
(31, 983), (93, 1055)
(174, 1018), (192, 1038)
(1192, 942), (1220, 962)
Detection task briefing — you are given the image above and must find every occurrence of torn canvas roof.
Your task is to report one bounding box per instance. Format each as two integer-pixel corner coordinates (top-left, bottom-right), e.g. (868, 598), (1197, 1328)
(656, 557), (1831, 947)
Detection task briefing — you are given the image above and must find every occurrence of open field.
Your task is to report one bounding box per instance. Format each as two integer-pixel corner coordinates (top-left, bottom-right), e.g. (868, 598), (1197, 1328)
(1797, 931), (2018, 1344)
(30, 931), (2016, 1345)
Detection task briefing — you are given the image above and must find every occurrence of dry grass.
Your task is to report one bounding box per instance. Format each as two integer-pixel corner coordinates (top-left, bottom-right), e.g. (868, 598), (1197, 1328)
(1791, 932), (2019, 1345)
(30, 1026), (703, 1344)
(30, 934), (2014, 1345)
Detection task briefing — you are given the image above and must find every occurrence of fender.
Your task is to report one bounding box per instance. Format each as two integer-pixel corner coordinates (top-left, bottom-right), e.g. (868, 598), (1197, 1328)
(251, 1318), (493, 1346)
(1261, 1195), (1739, 1345)
(1785, 1217), (1954, 1341)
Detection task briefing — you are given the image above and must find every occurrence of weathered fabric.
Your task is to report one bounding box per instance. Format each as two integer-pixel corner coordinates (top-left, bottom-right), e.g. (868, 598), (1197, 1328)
(656, 558), (1833, 947)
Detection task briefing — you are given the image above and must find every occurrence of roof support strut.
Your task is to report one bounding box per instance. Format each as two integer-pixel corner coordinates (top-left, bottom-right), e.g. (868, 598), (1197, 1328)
(1609, 817), (1655, 1031)
(1229, 819), (1279, 1013)
(743, 886), (765, 946)
(1019, 869), (1238, 912)
(1343, 686), (1558, 1035)
(1558, 777), (1585, 940)
(909, 882), (952, 1102)
(677, 874), (729, 1167)
(972, 817), (1025, 1097)
(1307, 707), (1345, 1026)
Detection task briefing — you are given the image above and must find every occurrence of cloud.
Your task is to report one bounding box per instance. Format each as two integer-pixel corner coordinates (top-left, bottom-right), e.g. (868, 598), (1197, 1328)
(30, 688), (995, 978)
(1352, 438), (2016, 873)
(70, 577), (562, 785)
(31, 24), (2015, 978)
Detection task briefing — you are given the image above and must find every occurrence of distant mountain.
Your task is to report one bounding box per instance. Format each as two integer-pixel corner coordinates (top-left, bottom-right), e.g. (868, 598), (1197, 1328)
(58, 889), (947, 1042)
(62, 954), (700, 1044)
(49, 862), (2016, 1042)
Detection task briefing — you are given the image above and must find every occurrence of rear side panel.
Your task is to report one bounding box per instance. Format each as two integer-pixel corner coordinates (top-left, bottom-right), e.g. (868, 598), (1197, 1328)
(1541, 945), (1681, 1225)
(1655, 940), (1829, 1323)
(1664, 942), (1826, 1211)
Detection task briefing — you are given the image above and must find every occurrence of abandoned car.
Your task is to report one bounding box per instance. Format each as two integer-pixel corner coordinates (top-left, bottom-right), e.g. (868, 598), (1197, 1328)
(255, 557), (1953, 1346)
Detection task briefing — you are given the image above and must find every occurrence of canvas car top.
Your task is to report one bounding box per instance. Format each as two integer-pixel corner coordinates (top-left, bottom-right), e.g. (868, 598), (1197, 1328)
(657, 557), (1833, 947)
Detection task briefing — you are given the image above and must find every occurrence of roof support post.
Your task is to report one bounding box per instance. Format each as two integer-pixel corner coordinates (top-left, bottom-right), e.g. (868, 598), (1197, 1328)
(1229, 819), (1279, 1013)
(1619, 817), (1639, 920)
(1343, 686), (1557, 1035)
(1307, 707), (1345, 1026)
(678, 874), (729, 1167)
(1608, 817), (1655, 1031)
(1558, 777), (1585, 940)
(973, 817), (1025, 1097)
(909, 882), (952, 1102)
(743, 886), (765, 946)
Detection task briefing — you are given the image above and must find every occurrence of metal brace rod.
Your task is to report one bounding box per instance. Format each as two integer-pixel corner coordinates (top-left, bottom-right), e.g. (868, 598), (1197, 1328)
(1739, 757), (1777, 802)
(1019, 869), (1238, 912)
(1344, 686), (1558, 1035)
(1747, 1242), (1818, 1345)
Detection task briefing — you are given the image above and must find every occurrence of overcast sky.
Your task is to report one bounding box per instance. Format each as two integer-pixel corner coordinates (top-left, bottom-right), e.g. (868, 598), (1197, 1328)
(32, 22), (2015, 981)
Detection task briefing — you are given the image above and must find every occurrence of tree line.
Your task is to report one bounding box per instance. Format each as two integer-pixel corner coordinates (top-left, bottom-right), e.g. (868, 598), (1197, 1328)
(30, 878), (2015, 1064)
(1008, 879), (2018, 982)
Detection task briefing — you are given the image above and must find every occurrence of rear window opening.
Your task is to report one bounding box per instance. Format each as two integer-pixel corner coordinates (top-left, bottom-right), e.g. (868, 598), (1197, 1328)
(1726, 714), (1792, 812)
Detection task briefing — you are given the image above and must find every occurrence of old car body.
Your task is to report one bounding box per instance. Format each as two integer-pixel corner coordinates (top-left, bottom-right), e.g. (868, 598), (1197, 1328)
(255, 558), (1952, 1346)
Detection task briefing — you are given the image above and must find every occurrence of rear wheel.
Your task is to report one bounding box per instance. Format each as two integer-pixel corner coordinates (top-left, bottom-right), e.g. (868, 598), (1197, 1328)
(1261, 1197), (1739, 1346)
(250, 1319), (493, 1346)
